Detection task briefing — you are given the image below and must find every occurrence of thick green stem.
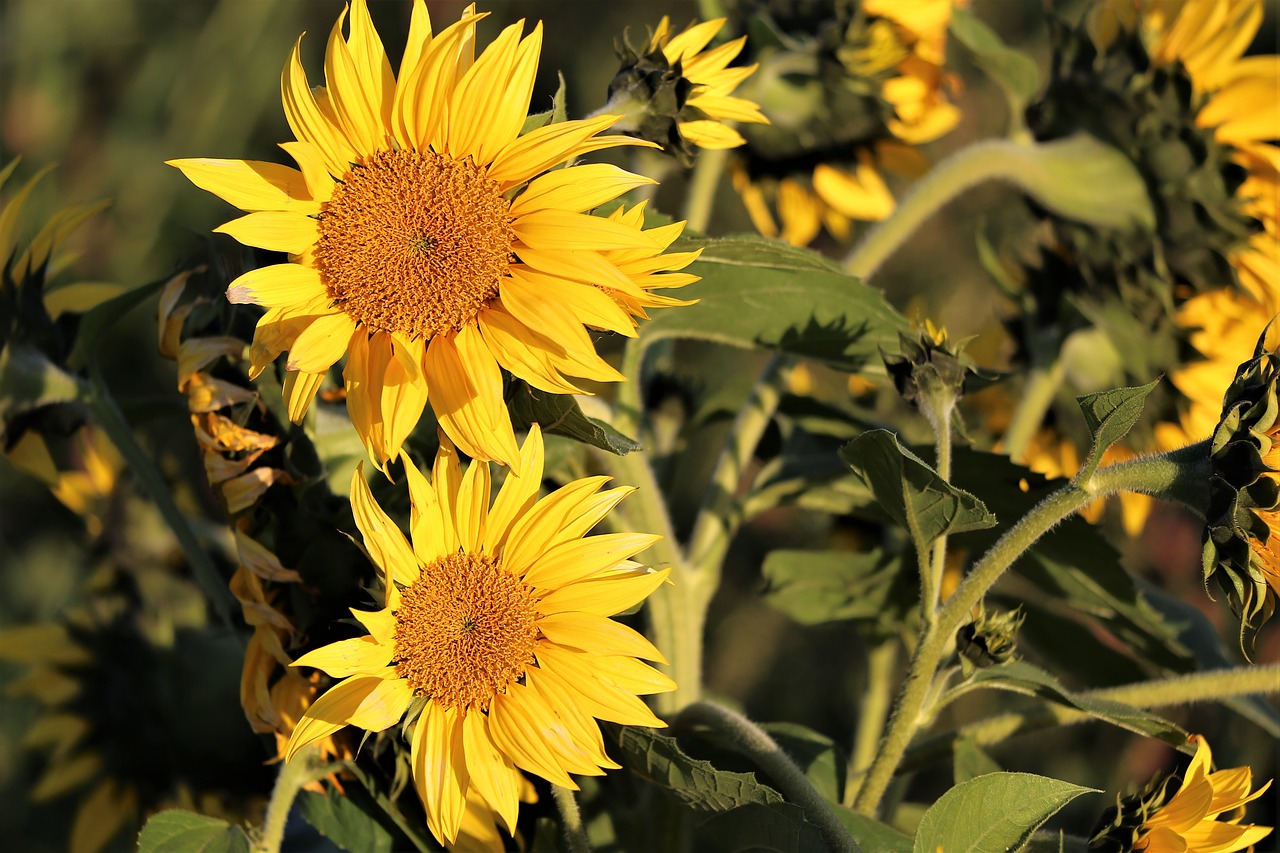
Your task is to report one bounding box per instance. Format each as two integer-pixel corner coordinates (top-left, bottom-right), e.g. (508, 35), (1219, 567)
(614, 337), (646, 439)
(1002, 360), (1066, 464)
(845, 640), (899, 807)
(852, 447), (1211, 814)
(252, 745), (329, 853)
(83, 370), (238, 635)
(552, 785), (592, 853)
(903, 664), (1280, 770)
(680, 702), (862, 853)
(683, 145), (731, 234)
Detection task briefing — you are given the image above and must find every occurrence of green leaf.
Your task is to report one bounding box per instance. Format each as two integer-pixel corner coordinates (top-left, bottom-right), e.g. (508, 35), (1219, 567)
(507, 382), (640, 455)
(840, 430), (996, 554)
(606, 724), (784, 812)
(137, 810), (250, 853)
(298, 789), (395, 853)
(761, 722), (845, 804)
(66, 275), (168, 369)
(761, 549), (900, 626)
(1075, 379), (1160, 481)
(696, 802), (827, 853)
(0, 342), (84, 443)
(640, 235), (908, 371)
(949, 7), (1040, 132)
(957, 661), (1187, 747)
(521, 72), (568, 134)
(1016, 135), (1156, 232)
(912, 772), (1097, 853)
(531, 817), (567, 853)
(954, 737), (1002, 784)
(833, 810), (913, 853)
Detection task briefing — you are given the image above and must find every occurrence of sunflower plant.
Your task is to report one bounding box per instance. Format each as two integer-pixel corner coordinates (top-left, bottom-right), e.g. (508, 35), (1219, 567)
(0, 1), (1277, 852)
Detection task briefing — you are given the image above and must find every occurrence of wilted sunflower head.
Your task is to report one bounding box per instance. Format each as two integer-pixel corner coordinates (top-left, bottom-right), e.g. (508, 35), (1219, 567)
(726, 0), (961, 245)
(1202, 321), (1280, 643)
(1088, 734), (1272, 853)
(170, 0), (699, 469)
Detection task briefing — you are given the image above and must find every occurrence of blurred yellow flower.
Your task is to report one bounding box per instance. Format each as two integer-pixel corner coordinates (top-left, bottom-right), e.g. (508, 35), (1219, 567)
(286, 425), (673, 846)
(1138, 735), (1272, 853)
(170, 0), (697, 468)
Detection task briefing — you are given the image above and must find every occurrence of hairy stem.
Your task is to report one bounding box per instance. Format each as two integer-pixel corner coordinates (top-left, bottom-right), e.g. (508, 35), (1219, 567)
(680, 702), (862, 853)
(252, 745), (329, 853)
(552, 785), (592, 853)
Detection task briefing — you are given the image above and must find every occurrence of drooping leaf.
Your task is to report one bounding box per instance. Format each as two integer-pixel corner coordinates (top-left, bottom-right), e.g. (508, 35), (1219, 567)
(955, 661), (1188, 747)
(761, 549), (900, 626)
(840, 430), (997, 554)
(912, 772), (1097, 853)
(949, 7), (1040, 132)
(507, 382), (640, 456)
(137, 810), (250, 853)
(1075, 379), (1160, 481)
(297, 789), (395, 853)
(833, 809), (913, 853)
(606, 724), (783, 812)
(640, 235), (908, 371)
(761, 722), (846, 804)
(1013, 135), (1156, 232)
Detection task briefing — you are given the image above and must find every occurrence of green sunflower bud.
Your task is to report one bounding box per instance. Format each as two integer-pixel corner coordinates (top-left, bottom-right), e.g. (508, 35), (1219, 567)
(1202, 322), (1280, 645)
(882, 322), (977, 408)
(1088, 774), (1179, 853)
(956, 605), (1024, 673)
(607, 32), (704, 166)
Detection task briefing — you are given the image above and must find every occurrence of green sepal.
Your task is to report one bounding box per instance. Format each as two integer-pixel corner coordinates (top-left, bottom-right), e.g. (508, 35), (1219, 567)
(506, 381), (641, 456)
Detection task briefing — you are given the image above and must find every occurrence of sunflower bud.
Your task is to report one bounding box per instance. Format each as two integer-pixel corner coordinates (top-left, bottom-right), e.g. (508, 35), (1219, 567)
(956, 605), (1024, 673)
(1202, 322), (1280, 643)
(882, 322), (976, 408)
(1088, 774), (1179, 853)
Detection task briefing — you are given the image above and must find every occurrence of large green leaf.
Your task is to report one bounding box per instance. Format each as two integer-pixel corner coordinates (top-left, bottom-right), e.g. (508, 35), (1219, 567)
(1075, 379), (1160, 481)
(834, 810), (913, 853)
(507, 381), (640, 456)
(949, 7), (1040, 133)
(761, 549), (900, 626)
(840, 430), (997, 554)
(639, 235), (908, 371)
(137, 810), (250, 853)
(761, 722), (845, 804)
(606, 724), (783, 812)
(912, 772), (1097, 853)
(696, 802), (828, 853)
(298, 789), (396, 853)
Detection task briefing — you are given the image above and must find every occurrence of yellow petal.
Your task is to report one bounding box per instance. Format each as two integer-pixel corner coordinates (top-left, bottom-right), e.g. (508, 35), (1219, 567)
(500, 476), (612, 574)
(167, 158), (318, 213)
(345, 332), (430, 466)
(215, 210), (317, 253)
(70, 778), (137, 853)
(226, 263), (326, 308)
(484, 423), (546, 552)
(287, 673), (404, 760)
(510, 163), (655, 217)
(350, 463), (421, 594)
(282, 369), (326, 423)
(461, 710), (522, 835)
(507, 267), (636, 337)
(32, 750), (102, 802)
(455, 454), (492, 552)
(446, 21), (528, 163)
(401, 449), (453, 562)
(538, 611), (666, 663)
(532, 649), (665, 728)
(291, 634), (393, 678)
(537, 567), (672, 617)
(424, 329), (520, 467)
(488, 683), (591, 784)
(281, 36), (357, 177)
(525, 667), (620, 770)
(488, 115), (624, 187)
(286, 311), (356, 373)
(522, 532), (663, 590)
(280, 140), (334, 203)
(412, 701), (469, 846)
(477, 306), (586, 395)
(515, 210), (662, 252)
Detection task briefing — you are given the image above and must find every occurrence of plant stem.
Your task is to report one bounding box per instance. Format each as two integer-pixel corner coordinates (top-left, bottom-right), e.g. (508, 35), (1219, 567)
(614, 337), (646, 439)
(845, 640), (899, 807)
(1002, 359), (1066, 464)
(252, 745), (329, 853)
(679, 702), (862, 853)
(852, 447), (1212, 814)
(923, 392), (956, 621)
(552, 785), (592, 853)
(82, 370), (239, 635)
(683, 145), (731, 234)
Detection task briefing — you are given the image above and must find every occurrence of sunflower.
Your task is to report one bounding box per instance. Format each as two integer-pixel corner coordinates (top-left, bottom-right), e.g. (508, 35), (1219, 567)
(285, 424), (673, 845)
(729, 0), (963, 246)
(169, 0), (698, 469)
(1089, 735), (1272, 853)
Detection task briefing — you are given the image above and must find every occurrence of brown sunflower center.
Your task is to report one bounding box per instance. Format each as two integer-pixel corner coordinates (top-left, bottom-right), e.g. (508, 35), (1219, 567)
(393, 551), (538, 711)
(314, 149), (514, 340)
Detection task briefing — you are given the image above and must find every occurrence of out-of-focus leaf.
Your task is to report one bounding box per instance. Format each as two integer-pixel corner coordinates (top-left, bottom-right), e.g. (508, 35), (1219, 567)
(954, 737), (1002, 784)
(696, 802), (826, 853)
(507, 382), (640, 456)
(1014, 135), (1156, 232)
(833, 809), (913, 853)
(762, 549), (900, 626)
(137, 810), (250, 853)
(1075, 379), (1160, 480)
(298, 789), (395, 853)
(949, 7), (1040, 130)
(840, 430), (996, 554)
(640, 236), (908, 371)
(606, 724), (783, 812)
(66, 275), (168, 369)
(912, 772), (1097, 853)
(0, 342), (83, 443)
(761, 722), (845, 804)
(956, 661), (1188, 747)
(531, 817), (567, 853)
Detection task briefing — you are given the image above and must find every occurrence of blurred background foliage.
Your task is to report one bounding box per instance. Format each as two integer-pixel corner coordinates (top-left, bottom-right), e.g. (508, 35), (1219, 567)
(1, 1), (1276, 851)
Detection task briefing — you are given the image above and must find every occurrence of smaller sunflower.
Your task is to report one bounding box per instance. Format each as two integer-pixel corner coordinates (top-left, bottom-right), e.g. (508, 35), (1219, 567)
(1089, 735), (1272, 853)
(729, 0), (963, 246)
(285, 424), (673, 846)
(607, 16), (768, 163)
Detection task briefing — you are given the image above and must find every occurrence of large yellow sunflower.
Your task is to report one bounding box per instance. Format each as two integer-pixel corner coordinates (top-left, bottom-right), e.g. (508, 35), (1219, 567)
(285, 424), (673, 846)
(169, 0), (697, 469)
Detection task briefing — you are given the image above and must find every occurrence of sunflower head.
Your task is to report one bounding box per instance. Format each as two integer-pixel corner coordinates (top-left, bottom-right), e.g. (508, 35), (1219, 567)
(285, 425), (673, 846)
(882, 321), (980, 410)
(1089, 735), (1273, 853)
(1202, 322), (1280, 643)
(170, 0), (698, 469)
(607, 17), (767, 166)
